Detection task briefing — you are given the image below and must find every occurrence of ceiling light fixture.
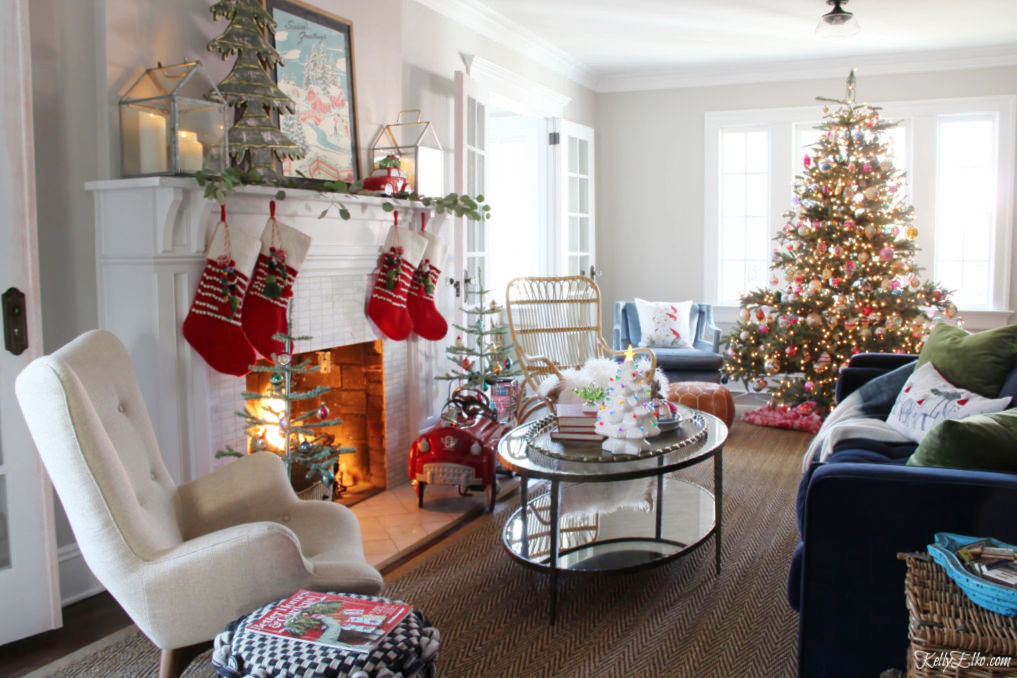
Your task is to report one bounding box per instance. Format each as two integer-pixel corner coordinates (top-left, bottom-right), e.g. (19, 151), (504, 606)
(815, 0), (860, 38)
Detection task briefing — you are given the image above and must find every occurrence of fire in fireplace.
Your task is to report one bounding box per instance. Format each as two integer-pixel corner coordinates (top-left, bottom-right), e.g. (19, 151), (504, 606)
(246, 340), (387, 496)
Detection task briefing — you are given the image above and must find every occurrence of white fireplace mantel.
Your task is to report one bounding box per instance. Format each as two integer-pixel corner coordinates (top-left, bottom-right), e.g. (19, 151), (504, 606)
(86, 176), (445, 486)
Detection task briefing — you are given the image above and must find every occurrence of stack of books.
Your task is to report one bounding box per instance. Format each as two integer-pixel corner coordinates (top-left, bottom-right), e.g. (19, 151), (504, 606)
(957, 541), (1017, 588)
(550, 403), (604, 443)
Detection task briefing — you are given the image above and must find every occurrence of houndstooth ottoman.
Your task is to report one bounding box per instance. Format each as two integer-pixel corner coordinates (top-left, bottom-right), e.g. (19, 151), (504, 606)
(667, 381), (735, 428)
(211, 593), (440, 678)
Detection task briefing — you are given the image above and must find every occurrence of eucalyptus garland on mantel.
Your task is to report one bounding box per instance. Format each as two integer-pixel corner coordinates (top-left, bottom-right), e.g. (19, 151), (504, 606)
(195, 167), (491, 222)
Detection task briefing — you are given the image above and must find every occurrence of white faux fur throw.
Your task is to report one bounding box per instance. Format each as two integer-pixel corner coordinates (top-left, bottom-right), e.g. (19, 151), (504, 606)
(560, 477), (656, 518)
(538, 356), (669, 405)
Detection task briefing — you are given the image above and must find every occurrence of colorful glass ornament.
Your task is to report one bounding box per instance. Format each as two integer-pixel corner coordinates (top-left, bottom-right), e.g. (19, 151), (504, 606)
(318, 404), (330, 420)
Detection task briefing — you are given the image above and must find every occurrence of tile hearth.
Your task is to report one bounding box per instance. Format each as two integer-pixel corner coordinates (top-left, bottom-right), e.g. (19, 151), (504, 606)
(352, 479), (518, 571)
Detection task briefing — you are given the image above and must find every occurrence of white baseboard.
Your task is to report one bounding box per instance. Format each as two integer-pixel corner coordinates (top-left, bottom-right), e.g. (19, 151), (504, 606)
(57, 543), (104, 606)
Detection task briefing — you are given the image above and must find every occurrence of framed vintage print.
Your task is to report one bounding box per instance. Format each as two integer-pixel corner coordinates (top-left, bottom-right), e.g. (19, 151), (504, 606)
(265, 0), (360, 183)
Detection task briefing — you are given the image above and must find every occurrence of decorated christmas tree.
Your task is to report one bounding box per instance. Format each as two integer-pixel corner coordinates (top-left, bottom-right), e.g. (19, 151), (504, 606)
(436, 276), (521, 394)
(725, 71), (957, 412)
(218, 320), (355, 497)
(596, 346), (661, 455)
(208, 0), (304, 180)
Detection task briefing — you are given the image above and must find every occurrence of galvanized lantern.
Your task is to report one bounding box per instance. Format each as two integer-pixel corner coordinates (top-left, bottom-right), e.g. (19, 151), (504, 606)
(119, 60), (228, 177)
(368, 110), (443, 196)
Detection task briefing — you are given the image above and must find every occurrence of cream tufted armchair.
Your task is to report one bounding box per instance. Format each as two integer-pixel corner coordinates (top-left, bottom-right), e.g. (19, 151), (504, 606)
(15, 330), (383, 677)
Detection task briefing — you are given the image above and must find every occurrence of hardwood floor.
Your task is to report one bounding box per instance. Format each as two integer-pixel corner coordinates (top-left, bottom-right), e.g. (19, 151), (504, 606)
(0, 591), (132, 676)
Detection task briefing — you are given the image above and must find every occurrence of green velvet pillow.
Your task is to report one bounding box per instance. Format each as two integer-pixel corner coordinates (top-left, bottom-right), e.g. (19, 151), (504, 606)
(907, 408), (1017, 473)
(917, 323), (1017, 397)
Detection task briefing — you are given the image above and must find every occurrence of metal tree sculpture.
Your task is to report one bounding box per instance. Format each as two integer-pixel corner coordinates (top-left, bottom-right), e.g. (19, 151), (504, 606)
(208, 0), (304, 180)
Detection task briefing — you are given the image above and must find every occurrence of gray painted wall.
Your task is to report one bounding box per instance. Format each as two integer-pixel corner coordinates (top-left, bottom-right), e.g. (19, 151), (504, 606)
(595, 67), (1017, 336)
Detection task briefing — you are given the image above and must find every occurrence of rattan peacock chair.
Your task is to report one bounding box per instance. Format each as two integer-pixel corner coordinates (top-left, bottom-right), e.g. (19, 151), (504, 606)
(505, 276), (656, 421)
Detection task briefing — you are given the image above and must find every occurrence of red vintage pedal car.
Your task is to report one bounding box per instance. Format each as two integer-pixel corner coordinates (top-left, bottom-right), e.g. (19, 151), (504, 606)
(408, 389), (508, 512)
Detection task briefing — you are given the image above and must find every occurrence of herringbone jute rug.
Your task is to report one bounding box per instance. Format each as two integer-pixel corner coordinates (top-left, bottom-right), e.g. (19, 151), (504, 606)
(37, 420), (810, 678)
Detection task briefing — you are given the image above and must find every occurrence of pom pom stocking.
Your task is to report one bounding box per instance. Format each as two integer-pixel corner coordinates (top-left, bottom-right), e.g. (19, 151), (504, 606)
(182, 214), (261, 375)
(242, 207), (311, 359)
(407, 230), (449, 340)
(366, 219), (427, 341)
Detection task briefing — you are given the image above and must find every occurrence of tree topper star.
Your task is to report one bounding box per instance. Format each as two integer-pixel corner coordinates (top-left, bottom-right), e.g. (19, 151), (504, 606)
(624, 344), (636, 362)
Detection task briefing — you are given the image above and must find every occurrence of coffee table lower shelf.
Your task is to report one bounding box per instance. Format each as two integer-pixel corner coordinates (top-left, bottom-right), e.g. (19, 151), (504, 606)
(501, 478), (717, 622)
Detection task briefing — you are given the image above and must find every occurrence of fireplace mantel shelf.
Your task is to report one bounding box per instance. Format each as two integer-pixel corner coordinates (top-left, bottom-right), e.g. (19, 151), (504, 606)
(85, 176), (435, 217)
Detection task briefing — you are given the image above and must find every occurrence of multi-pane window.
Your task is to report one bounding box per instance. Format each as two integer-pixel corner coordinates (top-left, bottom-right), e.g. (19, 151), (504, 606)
(709, 96), (1012, 315)
(718, 128), (769, 304)
(935, 115), (997, 309)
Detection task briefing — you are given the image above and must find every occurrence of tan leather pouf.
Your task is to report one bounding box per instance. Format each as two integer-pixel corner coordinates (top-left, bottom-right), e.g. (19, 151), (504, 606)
(667, 381), (735, 428)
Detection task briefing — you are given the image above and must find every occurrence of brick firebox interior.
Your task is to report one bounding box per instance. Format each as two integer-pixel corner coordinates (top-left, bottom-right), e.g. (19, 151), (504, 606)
(245, 340), (387, 493)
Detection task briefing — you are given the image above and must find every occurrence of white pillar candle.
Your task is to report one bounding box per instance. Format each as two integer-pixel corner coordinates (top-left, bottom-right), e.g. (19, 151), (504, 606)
(138, 112), (167, 174)
(177, 130), (204, 172)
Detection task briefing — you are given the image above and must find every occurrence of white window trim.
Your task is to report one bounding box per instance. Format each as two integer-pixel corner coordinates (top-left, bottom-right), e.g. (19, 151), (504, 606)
(704, 94), (1016, 327)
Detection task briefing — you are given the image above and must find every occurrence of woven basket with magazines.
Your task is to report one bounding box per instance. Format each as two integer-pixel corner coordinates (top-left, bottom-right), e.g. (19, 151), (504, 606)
(900, 553), (1017, 677)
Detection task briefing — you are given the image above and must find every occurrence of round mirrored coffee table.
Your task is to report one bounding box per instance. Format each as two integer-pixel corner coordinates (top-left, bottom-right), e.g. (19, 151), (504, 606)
(497, 410), (728, 623)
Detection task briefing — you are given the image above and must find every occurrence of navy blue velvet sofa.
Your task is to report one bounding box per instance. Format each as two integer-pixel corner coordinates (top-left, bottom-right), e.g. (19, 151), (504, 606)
(612, 301), (724, 383)
(789, 352), (1017, 677)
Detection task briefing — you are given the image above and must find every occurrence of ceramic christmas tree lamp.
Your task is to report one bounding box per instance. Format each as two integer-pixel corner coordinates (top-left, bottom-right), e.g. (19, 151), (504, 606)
(596, 346), (661, 455)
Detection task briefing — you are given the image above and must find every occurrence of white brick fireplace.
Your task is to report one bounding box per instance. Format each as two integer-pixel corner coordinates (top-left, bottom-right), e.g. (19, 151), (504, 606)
(87, 177), (447, 487)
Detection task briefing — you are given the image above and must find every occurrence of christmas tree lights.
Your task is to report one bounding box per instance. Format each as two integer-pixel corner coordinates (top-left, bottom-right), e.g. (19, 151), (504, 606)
(724, 71), (957, 412)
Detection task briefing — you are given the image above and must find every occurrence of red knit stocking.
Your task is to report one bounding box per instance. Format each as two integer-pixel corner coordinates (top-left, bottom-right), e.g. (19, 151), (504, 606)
(242, 203), (311, 360)
(182, 210), (261, 375)
(366, 216), (427, 341)
(407, 230), (449, 341)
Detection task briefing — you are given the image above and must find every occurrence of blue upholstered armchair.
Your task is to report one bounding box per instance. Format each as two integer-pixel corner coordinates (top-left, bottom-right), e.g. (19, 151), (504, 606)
(613, 301), (725, 383)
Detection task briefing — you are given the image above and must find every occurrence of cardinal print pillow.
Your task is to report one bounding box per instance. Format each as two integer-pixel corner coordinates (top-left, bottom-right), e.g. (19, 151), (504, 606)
(886, 361), (1012, 443)
(634, 298), (693, 349)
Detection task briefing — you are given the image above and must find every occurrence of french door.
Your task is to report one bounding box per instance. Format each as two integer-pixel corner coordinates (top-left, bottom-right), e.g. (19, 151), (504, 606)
(558, 121), (596, 277)
(455, 70), (489, 289)
(0, 0), (62, 643)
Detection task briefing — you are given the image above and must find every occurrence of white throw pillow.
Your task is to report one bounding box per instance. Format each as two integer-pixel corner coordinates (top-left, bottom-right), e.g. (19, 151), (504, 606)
(634, 298), (693, 349)
(886, 362), (1012, 443)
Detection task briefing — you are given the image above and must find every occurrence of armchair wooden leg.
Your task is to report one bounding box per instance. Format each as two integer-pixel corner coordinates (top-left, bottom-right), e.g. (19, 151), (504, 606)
(159, 640), (212, 678)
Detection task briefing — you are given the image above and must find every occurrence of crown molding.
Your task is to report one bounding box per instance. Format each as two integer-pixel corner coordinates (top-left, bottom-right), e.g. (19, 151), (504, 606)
(462, 54), (572, 116)
(411, 0), (597, 90)
(596, 43), (1017, 93)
